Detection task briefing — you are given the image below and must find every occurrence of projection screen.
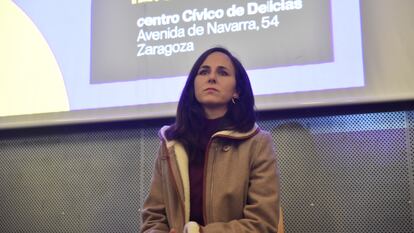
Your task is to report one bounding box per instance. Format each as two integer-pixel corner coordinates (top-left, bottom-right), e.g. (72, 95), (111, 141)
(0, 0), (413, 129)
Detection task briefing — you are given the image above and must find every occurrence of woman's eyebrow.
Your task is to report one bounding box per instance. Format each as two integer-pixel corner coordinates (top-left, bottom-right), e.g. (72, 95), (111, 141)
(217, 66), (229, 70)
(199, 65), (210, 70)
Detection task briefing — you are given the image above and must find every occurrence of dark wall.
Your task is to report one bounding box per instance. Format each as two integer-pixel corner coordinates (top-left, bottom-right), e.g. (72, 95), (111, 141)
(1, 110), (413, 232)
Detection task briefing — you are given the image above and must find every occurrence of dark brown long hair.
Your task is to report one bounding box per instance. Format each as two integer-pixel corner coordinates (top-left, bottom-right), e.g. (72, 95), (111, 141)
(165, 47), (256, 156)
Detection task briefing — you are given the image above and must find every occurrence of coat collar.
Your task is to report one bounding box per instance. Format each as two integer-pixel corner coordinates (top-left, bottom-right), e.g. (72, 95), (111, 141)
(159, 124), (260, 148)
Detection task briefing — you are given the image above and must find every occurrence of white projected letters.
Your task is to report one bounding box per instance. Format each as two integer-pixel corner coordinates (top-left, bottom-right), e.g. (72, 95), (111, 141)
(135, 2), (303, 57)
(247, 0), (303, 15)
(206, 20), (258, 34)
(136, 14), (180, 27)
(136, 26), (185, 42)
(182, 8), (225, 22)
(137, 42), (194, 57)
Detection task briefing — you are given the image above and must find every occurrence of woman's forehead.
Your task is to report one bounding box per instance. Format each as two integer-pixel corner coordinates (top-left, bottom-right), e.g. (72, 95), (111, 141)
(201, 52), (233, 68)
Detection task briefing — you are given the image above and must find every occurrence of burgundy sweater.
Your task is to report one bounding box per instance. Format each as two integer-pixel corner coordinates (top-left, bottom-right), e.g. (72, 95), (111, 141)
(189, 117), (223, 225)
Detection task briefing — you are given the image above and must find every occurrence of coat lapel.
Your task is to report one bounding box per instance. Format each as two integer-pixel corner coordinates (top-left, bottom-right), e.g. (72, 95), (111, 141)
(174, 143), (190, 223)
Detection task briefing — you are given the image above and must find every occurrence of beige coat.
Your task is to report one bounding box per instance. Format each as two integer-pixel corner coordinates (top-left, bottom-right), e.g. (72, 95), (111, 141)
(141, 124), (280, 233)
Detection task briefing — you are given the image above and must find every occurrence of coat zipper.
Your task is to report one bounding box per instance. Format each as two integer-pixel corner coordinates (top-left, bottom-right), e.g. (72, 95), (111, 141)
(201, 128), (260, 225)
(202, 138), (214, 225)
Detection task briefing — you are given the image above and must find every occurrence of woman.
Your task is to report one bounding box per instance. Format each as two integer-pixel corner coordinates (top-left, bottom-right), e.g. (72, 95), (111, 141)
(141, 47), (280, 233)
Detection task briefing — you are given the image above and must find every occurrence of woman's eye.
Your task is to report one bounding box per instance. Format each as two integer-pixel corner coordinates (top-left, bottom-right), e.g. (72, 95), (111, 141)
(198, 69), (208, 75)
(218, 70), (229, 76)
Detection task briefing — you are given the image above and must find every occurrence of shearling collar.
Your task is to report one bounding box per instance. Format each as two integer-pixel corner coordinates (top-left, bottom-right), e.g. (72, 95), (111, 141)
(159, 124), (260, 148)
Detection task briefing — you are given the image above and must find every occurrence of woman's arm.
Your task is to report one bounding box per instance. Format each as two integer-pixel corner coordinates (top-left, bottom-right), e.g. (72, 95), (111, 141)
(140, 144), (171, 233)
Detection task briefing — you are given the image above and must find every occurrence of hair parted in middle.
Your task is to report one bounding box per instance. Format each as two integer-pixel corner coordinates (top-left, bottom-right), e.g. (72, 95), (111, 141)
(165, 46), (256, 155)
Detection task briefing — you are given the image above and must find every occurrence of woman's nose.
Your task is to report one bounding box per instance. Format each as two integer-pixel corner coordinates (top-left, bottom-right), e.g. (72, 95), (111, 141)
(207, 73), (217, 83)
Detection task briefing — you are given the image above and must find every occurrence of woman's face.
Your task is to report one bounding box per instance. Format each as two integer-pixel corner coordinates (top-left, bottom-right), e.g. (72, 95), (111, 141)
(194, 52), (238, 116)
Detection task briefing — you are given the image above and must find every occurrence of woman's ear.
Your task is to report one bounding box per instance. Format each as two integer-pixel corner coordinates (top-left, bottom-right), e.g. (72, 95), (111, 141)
(233, 92), (239, 99)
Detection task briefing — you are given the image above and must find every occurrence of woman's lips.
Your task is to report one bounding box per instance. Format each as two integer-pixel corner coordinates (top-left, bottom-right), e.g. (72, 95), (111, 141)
(204, 87), (218, 92)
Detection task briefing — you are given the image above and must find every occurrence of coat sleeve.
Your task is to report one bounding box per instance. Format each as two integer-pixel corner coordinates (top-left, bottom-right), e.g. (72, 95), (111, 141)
(201, 132), (281, 233)
(140, 143), (170, 233)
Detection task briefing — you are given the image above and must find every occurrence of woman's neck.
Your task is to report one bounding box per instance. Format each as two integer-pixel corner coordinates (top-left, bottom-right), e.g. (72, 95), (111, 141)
(203, 106), (227, 119)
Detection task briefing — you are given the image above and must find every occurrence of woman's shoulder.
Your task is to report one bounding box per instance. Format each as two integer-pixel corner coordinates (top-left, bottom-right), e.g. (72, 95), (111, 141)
(254, 128), (272, 138)
(157, 125), (176, 147)
(158, 125), (170, 139)
(214, 123), (259, 140)
(251, 129), (273, 144)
